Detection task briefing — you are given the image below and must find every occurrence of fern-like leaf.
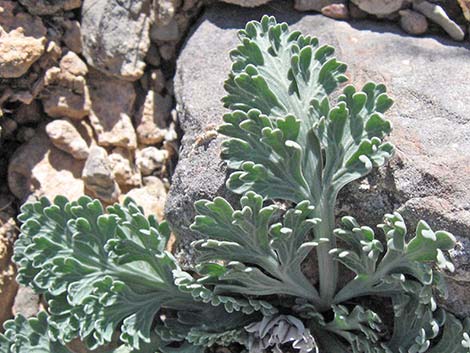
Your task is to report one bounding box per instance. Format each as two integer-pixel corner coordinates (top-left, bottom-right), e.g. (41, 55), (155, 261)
(332, 212), (455, 304)
(191, 191), (323, 307)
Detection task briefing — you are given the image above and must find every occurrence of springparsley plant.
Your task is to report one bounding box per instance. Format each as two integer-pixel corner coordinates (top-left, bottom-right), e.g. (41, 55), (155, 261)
(2, 16), (469, 353)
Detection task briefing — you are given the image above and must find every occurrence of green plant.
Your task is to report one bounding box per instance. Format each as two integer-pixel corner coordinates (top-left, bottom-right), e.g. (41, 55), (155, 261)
(2, 15), (469, 353)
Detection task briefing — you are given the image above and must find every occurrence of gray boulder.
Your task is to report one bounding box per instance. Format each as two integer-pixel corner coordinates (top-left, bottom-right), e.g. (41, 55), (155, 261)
(166, 1), (470, 313)
(81, 0), (151, 81)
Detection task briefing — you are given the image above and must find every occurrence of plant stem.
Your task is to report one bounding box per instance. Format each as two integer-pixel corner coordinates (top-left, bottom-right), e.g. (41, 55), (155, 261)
(315, 197), (337, 310)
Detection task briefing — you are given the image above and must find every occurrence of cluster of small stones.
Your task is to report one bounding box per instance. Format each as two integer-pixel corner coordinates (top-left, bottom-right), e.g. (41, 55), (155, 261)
(0, 0), (468, 337)
(0, 0), (205, 327)
(294, 0), (470, 40)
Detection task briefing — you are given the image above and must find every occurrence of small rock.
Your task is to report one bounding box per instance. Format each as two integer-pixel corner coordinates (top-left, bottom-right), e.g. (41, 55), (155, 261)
(135, 90), (172, 145)
(42, 52), (91, 120)
(414, 0), (465, 41)
(321, 3), (349, 19)
(8, 127), (85, 201)
(121, 176), (167, 220)
(155, 0), (177, 26)
(12, 286), (39, 318)
(399, 9), (428, 35)
(88, 70), (138, 149)
(458, 0), (470, 21)
(46, 119), (90, 160)
(59, 51), (88, 77)
(108, 147), (141, 188)
(220, 0), (272, 7)
(81, 0), (151, 81)
(0, 31), (46, 78)
(151, 18), (180, 42)
(295, 0), (345, 12)
(82, 146), (120, 203)
(63, 20), (82, 53)
(18, 0), (81, 15)
(136, 147), (168, 176)
(351, 0), (405, 16)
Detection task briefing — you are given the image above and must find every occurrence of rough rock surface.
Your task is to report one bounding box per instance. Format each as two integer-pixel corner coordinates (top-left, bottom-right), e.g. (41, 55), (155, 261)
(351, 0), (405, 16)
(45, 119), (90, 160)
(108, 147), (141, 188)
(88, 70), (137, 149)
(81, 0), (151, 81)
(136, 146), (168, 176)
(0, 1), (47, 78)
(167, 1), (470, 312)
(82, 146), (121, 204)
(122, 176), (167, 221)
(42, 52), (91, 120)
(8, 127), (85, 201)
(18, 0), (81, 15)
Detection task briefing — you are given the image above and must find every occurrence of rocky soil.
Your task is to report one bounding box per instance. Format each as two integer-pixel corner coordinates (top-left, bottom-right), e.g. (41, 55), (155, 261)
(0, 0), (469, 343)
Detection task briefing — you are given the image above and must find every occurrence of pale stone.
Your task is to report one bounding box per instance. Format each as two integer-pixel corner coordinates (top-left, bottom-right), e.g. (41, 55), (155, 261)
(351, 0), (405, 16)
(322, 3), (349, 19)
(42, 53), (90, 120)
(0, 31), (45, 78)
(121, 176), (167, 220)
(108, 147), (142, 188)
(414, 0), (465, 41)
(12, 286), (39, 318)
(8, 127), (85, 201)
(59, 52), (88, 76)
(136, 147), (168, 176)
(0, 1), (47, 78)
(46, 119), (90, 160)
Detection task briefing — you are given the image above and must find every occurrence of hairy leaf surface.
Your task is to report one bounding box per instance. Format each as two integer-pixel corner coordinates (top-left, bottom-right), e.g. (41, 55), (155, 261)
(332, 212), (456, 303)
(191, 191), (323, 305)
(220, 16), (394, 207)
